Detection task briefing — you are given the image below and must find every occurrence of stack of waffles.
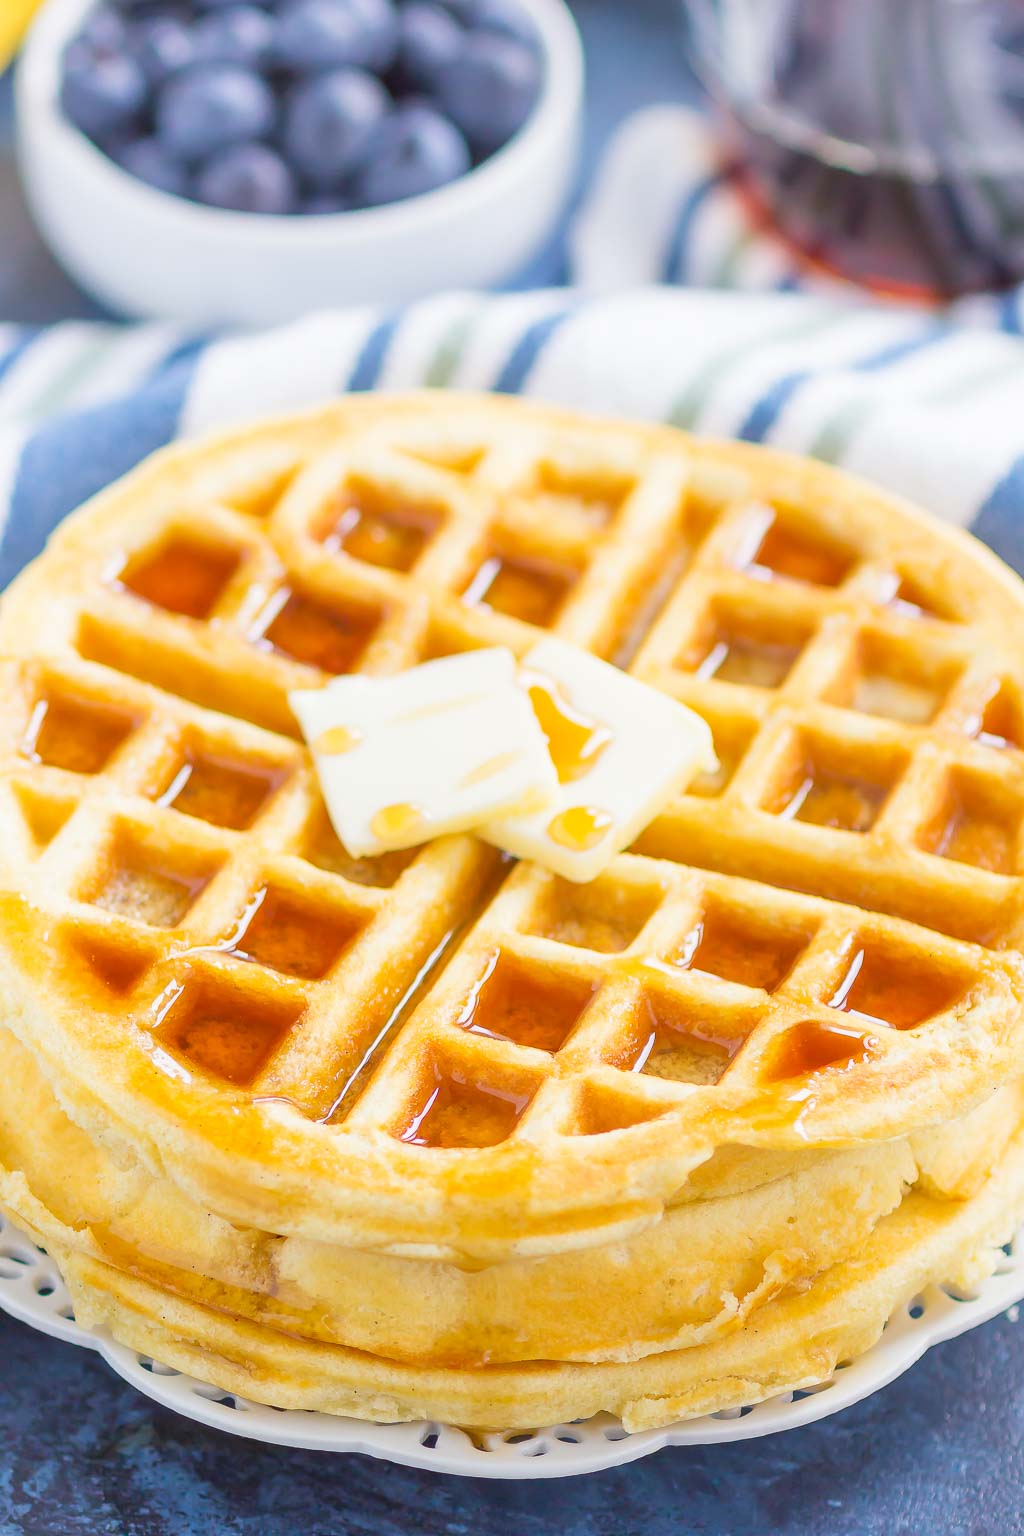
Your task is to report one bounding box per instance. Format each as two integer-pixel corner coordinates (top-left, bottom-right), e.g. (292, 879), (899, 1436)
(1, 394), (1024, 1431)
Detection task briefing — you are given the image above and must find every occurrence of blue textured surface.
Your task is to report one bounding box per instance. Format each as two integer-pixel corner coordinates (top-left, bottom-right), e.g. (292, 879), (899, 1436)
(2, 4), (1024, 1531)
(2, 1306), (1023, 1533)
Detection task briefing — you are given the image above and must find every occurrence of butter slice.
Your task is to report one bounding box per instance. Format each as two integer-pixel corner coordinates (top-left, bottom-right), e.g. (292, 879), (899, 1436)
(290, 649), (558, 856)
(483, 638), (717, 883)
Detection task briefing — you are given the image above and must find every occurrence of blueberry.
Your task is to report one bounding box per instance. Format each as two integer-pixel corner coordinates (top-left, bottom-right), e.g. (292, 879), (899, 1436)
(394, 2), (462, 92)
(193, 0), (271, 8)
(350, 0), (399, 69)
(434, 32), (539, 153)
(303, 192), (353, 214)
(352, 101), (469, 205)
(77, 6), (128, 54)
(273, 0), (397, 74)
(283, 67), (389, 188)
(192, 5), (274, 68)
(115, 134), (191, 195)
(156, 65), (277, 161)
(129, 14), (194, 86)
(446, 0), (537, 48)
(195, 142), (298, 212)
(60, 51), (147, 141)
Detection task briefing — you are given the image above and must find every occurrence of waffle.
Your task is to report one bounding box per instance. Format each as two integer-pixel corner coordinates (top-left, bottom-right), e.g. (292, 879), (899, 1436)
(11, 1025), (1012, 1367)
(2, 395), (1024, 1261)
(1, 1024), (1020, 1379)
(11, 1095), (1024, 1431)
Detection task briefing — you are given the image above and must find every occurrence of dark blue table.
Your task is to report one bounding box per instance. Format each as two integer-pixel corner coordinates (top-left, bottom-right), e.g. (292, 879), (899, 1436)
(2, 4), (1024, 1532)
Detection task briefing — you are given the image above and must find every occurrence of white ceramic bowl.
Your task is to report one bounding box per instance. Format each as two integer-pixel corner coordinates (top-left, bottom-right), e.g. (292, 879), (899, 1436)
(15, 0), (583, 324)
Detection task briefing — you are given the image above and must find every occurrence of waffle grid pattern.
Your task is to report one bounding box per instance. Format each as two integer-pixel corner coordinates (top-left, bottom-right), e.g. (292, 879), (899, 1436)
(1, 401), (1023, 1176)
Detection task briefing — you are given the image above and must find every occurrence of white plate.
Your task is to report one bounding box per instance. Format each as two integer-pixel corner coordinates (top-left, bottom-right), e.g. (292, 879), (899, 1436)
(2, 1210), (1022, 1479)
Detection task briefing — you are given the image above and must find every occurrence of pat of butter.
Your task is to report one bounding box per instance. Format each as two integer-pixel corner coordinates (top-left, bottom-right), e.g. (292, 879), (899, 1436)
(483, 638), (717, 882)
(289, 649), (558, 856)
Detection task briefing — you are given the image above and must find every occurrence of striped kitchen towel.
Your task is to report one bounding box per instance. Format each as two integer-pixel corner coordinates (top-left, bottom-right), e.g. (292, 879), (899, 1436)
(2, 285), (1024, 596)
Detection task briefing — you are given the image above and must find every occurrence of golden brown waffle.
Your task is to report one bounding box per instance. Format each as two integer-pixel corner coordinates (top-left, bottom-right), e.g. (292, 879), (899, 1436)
(1, 1024), (1020, 1391)
(0, 1025), (961, 1367)
(2, 395), (1024, 1260)
(16, 1109), (1024, 1431)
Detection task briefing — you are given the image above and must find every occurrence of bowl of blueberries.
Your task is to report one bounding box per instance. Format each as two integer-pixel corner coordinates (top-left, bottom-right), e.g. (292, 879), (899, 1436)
(16, 0), (582, 322)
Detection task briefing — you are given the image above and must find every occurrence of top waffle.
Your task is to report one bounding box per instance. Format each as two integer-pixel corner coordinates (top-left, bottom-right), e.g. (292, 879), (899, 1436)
(1, 393), (1024, 1261)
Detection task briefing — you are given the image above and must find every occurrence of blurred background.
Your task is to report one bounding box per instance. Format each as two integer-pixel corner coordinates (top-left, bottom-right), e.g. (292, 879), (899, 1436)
(9, 0), (1024, 326)
(0, 0), (692, 322)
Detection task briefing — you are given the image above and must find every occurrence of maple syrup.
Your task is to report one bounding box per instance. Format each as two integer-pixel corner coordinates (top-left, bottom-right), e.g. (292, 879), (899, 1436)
(116, 538), (240, 620)
(152, 977), (301, 1087)
(522, 671), (611, 784)
(251, 587), (378, 674)
(625, 990), (741, 1085)
(313, 725), (362, 755)
(741, 515), (851, 588)
(966, 682), (1024, 754)
(671, 907), (807, 993)
(461, 553), (574, 627)
(458, 951), (595, 1053)
(694, 632), (801, 689)
(221, 886), (362, 980)
(920, 779), (1017, 875)
(68, 930), (150, 994)
(722, 82), (1024, 301)
(763, 1018), (880, 1084)
(323, 855), (511, 1122)
(576, 1083), (664, 1136)
(302, 803), (416, 887)
(398, 1063), (532, 1149)
(22, 694), (138, 775)
(93, 852), (213, 928)
(548, 806), (613, 852)
(321, 493), (435, 572)
(13, 786), (73, 851)
(371, 802), (427, 843)
(157, 750), (286, 830)
(877, 572), (955, 624)
(768, 755), (890, 834)
(829, 945), (964, 1030)
(324, 927), (463, 1121)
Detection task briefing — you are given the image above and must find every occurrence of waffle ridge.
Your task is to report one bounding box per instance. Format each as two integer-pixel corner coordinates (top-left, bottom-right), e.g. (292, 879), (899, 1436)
(1, 394), (1024, 1259)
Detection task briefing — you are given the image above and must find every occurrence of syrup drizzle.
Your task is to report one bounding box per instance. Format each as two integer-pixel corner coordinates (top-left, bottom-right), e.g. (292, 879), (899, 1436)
(324, 499), (431, 572)
(397, 1064), (531, 1149)
(457, 951), (595, 1052)
(763, 1018), (881, 1084)
(323, 855), (511, 1122)
(522, 671), (612, 784)
(748, 1018), (884, 1140)
(548, 806), (613, 851)
(313, 725), (362, 755)
(370, 802), (427, 843)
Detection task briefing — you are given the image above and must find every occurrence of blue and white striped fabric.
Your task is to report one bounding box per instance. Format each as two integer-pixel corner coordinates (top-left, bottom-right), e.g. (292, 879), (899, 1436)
(2, 284), (1024, 599)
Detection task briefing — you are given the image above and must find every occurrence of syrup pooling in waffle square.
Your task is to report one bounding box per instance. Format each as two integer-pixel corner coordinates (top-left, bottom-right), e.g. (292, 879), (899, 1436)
(2, 396), (1024, 1260)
